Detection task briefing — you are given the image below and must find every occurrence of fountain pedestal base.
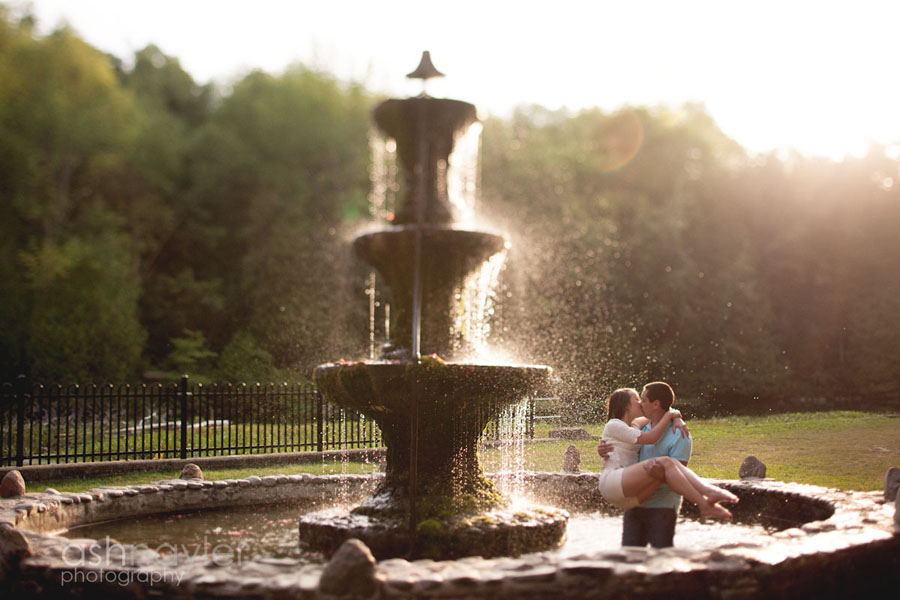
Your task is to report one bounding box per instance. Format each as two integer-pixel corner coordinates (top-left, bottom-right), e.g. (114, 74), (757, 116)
(299, 506), (569, 560)
(304, 360), (567, 559)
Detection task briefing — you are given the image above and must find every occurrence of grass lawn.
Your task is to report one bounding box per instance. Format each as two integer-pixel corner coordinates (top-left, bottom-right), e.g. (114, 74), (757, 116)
(482, 411), (900, 492)
(28, 411), (899, 493)
(680, 411), (900, 490)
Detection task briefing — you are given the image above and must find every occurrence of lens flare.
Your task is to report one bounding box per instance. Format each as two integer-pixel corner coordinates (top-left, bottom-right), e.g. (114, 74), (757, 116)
(597, 109), (644, 172)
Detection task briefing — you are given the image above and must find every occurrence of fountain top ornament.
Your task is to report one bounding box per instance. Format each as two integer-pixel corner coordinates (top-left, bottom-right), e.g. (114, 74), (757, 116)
(406, 50), (445, 81)
(304, 53), (561, 559)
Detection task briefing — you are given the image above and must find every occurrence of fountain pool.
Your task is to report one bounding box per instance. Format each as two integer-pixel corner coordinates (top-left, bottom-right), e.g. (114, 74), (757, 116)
(1, 470), (898, 598)
(62, 502), (773, 561)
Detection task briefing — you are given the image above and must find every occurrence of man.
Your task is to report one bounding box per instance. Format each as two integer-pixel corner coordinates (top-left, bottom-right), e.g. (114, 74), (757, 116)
(597, 381), (691, 548)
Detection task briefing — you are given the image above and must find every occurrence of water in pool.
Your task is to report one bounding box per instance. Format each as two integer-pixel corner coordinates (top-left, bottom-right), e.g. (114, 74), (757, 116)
(64, 502), (771, 563)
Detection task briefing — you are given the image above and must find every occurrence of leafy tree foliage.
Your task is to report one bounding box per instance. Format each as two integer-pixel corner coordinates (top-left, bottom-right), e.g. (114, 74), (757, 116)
(0, 14), (145, 381)
(186, 66), (372, 377)
(0, 10), (370, 383)
(1, 5), (898, 410)
(482, 103), (899, 410)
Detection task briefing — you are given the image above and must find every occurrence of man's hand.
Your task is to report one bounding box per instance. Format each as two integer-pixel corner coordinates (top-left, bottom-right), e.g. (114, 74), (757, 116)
(597, 440), (613, 459)
(672, 418), (690, 439)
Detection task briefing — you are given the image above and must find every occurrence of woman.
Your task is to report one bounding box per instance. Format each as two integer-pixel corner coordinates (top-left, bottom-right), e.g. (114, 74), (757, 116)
(598, 388), (737, 520)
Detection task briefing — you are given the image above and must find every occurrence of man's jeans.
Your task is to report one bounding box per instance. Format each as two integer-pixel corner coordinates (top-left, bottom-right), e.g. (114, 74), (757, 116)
(622, 507), (677, 548)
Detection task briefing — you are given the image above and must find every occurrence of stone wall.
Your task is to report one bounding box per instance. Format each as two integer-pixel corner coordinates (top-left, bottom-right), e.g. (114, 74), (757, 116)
(0, 448), (385, 483)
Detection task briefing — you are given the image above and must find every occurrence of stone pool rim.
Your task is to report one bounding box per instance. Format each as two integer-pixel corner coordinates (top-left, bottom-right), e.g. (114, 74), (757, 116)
(1, 471), (898, 599)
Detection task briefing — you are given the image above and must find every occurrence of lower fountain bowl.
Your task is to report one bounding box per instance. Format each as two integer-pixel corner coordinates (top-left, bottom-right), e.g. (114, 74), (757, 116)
(299, 506), (569, 560)
(313, 358), (553, 417)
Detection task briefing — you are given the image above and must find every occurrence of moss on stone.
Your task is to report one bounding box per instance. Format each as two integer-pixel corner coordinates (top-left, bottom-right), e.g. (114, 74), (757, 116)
(416, 518), (443, 536)
(416, 474), (505, 520)
(418, 354), (447, 367)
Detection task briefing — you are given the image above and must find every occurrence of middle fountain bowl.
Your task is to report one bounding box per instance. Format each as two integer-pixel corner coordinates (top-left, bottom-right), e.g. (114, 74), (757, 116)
(300, 56), (566, 560)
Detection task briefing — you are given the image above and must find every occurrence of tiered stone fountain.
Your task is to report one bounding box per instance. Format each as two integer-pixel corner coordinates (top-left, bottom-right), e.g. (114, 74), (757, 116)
(298, 53), (568, 559)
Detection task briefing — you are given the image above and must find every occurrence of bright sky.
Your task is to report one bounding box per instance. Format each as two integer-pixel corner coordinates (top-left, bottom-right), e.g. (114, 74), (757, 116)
(18, 0), (900, 159)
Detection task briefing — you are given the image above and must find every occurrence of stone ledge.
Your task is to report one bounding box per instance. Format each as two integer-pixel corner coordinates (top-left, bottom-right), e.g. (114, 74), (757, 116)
(547, 427), (596, 441)
(0, 448), (386, 482)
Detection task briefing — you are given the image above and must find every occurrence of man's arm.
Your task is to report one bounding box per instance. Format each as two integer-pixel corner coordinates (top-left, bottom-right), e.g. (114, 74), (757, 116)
(668, 431), (692, 466)
(634, 410), (680, 445)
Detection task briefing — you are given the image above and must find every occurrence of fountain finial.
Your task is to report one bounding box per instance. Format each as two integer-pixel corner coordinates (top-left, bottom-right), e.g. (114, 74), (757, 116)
(406, 50), (445, 80)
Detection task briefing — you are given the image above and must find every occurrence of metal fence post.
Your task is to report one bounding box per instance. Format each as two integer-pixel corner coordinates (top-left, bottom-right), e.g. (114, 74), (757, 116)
(180, 375), (189, 460)
(528, 397), (536, 439)
(316, 390), (324, 453)
(15, 374), (27, 467)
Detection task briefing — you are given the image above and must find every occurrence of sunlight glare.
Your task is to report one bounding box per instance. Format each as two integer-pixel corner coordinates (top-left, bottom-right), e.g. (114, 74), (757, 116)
(24, 0), (900, 159)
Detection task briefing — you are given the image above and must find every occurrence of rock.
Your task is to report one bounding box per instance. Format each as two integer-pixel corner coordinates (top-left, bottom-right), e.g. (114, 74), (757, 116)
(0, 523), (34, 580)
(739, 456), (767, 479)
(180, 463), (203, 480)
(318, 538), (378, 598)
(894, 494), (900, 535)
(562, 445), (580, 473)
(0, 471), (26, 498)
(548, 427), (593, 441)
(883, 466), (900, 501)
(895, 489), (900, 533)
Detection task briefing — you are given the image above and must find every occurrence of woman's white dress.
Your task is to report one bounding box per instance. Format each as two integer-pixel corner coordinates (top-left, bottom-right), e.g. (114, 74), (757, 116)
(598, 418), (642, 509)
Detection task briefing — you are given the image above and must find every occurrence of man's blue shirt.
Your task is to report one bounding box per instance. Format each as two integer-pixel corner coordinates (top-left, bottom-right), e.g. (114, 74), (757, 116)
(637, 421), (693, 510)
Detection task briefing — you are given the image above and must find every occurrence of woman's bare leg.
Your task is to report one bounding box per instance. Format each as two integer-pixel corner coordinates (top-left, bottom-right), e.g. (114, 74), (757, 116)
(669, 460), (739, 504)
(619, 464), (663, 503)
(622, 458), (732, 520)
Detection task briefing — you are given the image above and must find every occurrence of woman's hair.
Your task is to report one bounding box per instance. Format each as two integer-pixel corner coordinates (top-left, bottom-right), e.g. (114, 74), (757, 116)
(606, 388), (638, 422)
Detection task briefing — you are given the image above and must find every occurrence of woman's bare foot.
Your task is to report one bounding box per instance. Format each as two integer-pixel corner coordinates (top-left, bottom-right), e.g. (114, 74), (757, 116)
(699, 501), (733, 521)
(705, 486), (739, 505)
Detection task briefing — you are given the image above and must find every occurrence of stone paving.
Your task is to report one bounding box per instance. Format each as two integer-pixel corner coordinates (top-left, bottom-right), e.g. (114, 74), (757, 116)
(0, 469), (898, 599)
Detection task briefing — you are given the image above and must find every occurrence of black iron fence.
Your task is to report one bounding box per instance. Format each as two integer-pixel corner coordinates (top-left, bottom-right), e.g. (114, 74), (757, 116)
(0, 376), (537, 466)
(0, 375), (383, 466)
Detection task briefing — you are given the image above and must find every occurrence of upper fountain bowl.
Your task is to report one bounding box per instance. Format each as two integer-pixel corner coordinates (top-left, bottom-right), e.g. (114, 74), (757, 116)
(354, 225), (507, 360)
(373, 96), (478, 225)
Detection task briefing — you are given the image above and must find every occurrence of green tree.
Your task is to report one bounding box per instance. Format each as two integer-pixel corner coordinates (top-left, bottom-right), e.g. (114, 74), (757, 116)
(215, 331), (278, 383)
(111, 44), (220, 366)
(742, 146), (900, 396)
(165, 329), (217, 381)
(482, 103), (786, 411)
(0, 14), (145, 381)
(186, 66), (373, 377)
